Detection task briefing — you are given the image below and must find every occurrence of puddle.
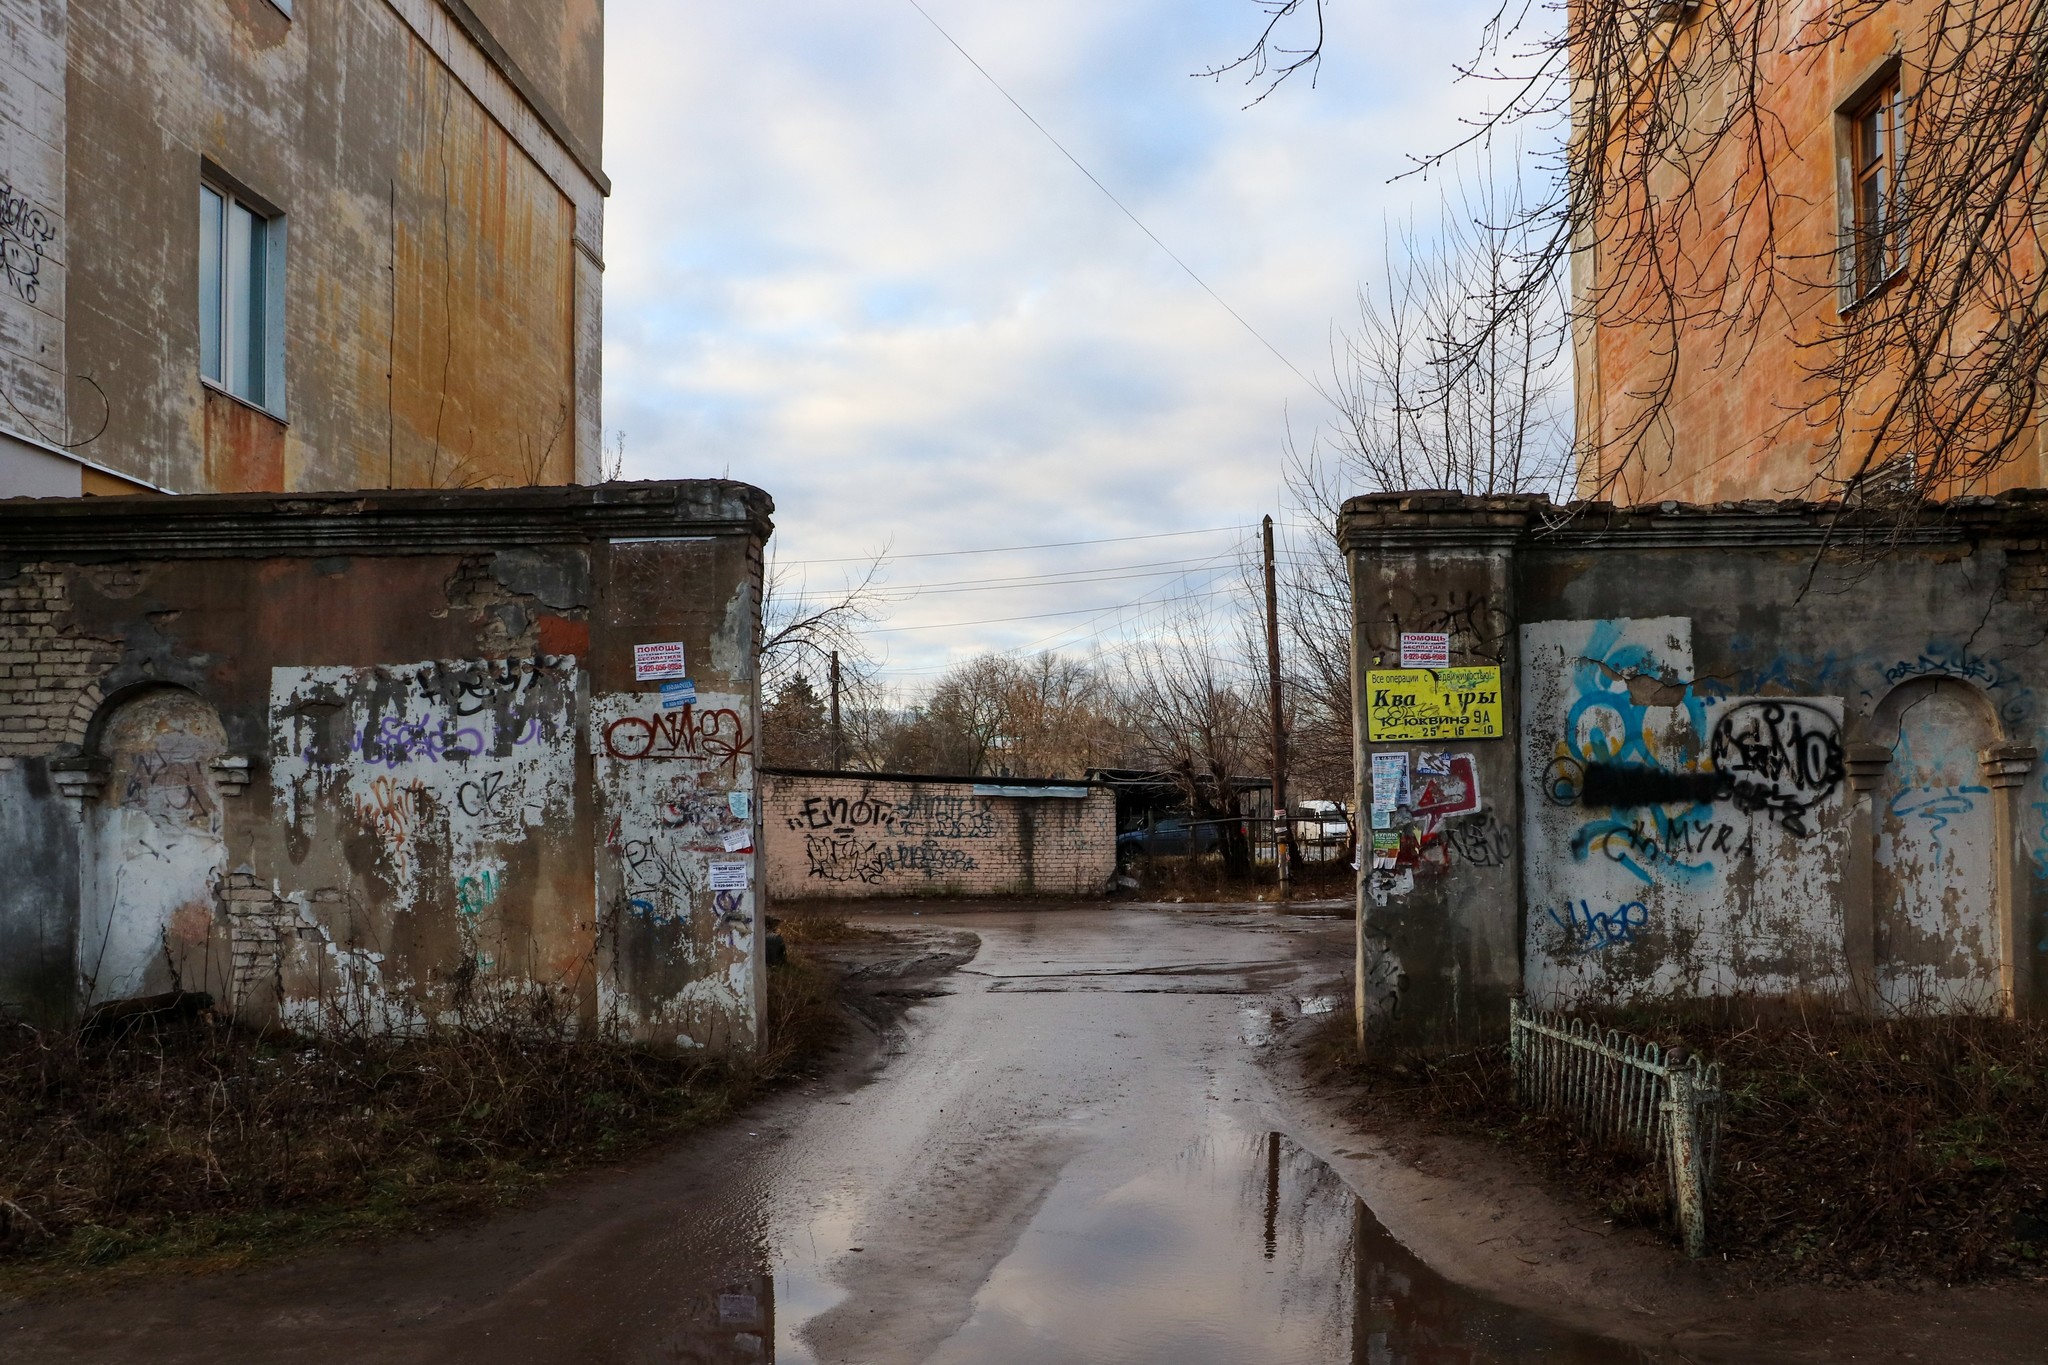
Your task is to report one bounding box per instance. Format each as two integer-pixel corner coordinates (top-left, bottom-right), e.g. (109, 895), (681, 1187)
(752, 1123), (1660, 1364)
(908, 1126), (1658, 1365)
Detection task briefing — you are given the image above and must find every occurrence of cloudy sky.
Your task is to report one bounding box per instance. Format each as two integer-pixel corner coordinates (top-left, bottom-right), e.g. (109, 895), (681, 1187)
(602, 0), (1508, 685)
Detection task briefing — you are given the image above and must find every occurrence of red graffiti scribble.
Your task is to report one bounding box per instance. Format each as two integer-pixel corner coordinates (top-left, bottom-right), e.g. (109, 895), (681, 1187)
(602, 705), (752, 776)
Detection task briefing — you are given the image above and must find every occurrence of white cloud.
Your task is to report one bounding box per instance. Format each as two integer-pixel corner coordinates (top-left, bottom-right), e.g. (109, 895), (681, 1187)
(603, 0), (1515, 679)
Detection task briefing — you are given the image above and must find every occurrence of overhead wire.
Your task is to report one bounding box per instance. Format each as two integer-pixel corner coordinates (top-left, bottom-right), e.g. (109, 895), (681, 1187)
(896, 0), (1337, 411)
(770, 523), (1251, 567)
(874, 529), (1259, 671)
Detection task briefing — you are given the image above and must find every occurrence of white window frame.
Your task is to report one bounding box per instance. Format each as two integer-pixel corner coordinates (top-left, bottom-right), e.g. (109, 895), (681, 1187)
(199, 175), (288, 419)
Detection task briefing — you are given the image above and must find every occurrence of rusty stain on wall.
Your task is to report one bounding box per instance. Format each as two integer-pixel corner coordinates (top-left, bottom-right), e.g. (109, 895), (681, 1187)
(37, 0), (601, 495)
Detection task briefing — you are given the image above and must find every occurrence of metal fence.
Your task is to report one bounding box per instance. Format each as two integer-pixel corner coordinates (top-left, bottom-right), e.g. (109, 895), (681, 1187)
(1507, 998), (1725, 1256)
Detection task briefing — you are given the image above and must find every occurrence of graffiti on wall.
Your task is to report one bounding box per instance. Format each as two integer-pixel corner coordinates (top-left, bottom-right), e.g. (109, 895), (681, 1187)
(590, 690), (757, 1045)
(1520, 617), (1851, 1004)
(781, 788), (999, 883)
(271, 656), (577, 922)
(0, 180), (55, 303)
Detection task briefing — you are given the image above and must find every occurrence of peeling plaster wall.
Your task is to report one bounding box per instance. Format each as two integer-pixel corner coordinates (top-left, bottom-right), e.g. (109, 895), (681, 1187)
(1520, 617), (1851, 1005)
(1344, 492), (2048, 1055)
(0, 483), (770, 1048)
(592, 689), (757, 1049)
(760, 773), (1117, 901)
(267, 655), (579, 1030)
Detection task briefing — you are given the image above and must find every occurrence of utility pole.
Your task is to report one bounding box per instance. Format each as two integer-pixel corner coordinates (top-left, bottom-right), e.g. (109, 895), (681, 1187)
(1262, 515), (1289, 898)
(829, 650), (844, 771)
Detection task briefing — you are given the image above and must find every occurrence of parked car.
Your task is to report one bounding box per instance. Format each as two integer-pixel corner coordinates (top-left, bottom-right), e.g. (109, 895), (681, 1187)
(1117, 817), (1227, 860)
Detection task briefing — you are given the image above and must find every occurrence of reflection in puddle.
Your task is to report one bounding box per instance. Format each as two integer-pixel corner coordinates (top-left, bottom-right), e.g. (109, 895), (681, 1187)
(914, 1127), (1657, 1365)
(678, 1126), (1658, 1362)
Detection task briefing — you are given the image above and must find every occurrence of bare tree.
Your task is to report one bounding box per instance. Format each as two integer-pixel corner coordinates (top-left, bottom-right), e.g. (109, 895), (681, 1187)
(1270, 179), (1571, 810)
(1230, 0), (2048, 505)
(1115, 606), (1264, 877)
(847, 652), (1124, 779)
(757, 552), (887, 767)
(758, 553), (885, 698)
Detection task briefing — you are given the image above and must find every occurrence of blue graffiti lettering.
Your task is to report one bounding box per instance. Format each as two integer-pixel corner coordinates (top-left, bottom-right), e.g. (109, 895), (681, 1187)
(1888, 785), (1988, 841)
(1543, 899), (1650, 951)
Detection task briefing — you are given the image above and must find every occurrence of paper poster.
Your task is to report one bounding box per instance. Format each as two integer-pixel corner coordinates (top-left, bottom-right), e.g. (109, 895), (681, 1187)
(728, 790), (751, 820)
(721, 828), (754, 852)
(1417, 751), (1454, 777)
(1370, 831), (1402, 869)
(659, 677), (698, 709)
(1365, 667), (1504, 741)
(709, 859), (750, 891)
(1399, 632), (1451, 669)
(1370, 751), (1410, 811)
(634, 642), (688, 681)
(1412, 753), (1482, 819)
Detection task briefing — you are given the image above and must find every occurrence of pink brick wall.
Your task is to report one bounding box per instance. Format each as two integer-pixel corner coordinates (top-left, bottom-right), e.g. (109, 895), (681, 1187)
(762, 772), (1115, 901)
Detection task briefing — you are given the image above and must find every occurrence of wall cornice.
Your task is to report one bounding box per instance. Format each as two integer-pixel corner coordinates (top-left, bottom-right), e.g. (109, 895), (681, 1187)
(1339, 491), (2048, 555)
(0, 481), (773, 560)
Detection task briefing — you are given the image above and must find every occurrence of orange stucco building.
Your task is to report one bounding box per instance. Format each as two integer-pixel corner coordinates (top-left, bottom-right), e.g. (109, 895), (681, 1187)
(1573, 0), (2048, 503)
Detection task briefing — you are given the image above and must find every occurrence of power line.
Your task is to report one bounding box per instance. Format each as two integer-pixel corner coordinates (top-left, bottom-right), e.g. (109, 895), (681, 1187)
(862, 584), (1235, 634)
(898, 0), (1335, 409)
(772, 523), (1250, 567)
(780, 562), (1246, 605)
(875, 535), (1257, 670)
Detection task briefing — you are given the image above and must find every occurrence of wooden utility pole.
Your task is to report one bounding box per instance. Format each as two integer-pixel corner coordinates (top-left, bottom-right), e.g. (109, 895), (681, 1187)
(1262, 515), (1289, 897)
(829, 650), (844, 770)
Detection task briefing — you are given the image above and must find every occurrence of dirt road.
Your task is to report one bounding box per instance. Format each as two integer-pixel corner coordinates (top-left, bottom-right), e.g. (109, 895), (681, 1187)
(9, 903), (2043, 1362)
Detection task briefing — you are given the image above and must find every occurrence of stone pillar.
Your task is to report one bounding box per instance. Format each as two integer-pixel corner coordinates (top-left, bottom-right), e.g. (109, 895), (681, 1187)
(1841, 741), (1892, 1012)
(1982, 743), (2040, 1017)
(1341, 493), (1531, 1057)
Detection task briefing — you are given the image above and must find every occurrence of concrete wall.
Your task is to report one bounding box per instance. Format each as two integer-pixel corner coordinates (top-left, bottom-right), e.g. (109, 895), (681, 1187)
(0, 0), (67, 448)
(761, 771), (1116, 901)
(0, 0), (604, 497)
(0, 481), (770, 1051)
(1344, 491), (2048, 1055)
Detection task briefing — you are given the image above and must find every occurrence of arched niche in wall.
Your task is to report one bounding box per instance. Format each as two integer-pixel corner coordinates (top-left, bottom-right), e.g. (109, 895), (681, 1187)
(1864, 677), (2024, 1014)
(78, 687), (231, 1010)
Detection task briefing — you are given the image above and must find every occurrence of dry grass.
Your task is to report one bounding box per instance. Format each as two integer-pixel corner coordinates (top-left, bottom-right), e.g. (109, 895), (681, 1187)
(1122, 852), (1354, 902)
(775, 910), (882, 946)
(1307, 1000), (2048, 1283)
(0, 950), (843, 1293)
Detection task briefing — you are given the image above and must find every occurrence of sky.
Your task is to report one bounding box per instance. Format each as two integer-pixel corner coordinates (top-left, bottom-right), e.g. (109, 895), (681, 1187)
(602, 0), (1512, 688)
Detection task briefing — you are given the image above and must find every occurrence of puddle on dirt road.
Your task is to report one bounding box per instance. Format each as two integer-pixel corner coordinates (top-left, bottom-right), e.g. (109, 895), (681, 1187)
(749, 1126), (1657, 1364)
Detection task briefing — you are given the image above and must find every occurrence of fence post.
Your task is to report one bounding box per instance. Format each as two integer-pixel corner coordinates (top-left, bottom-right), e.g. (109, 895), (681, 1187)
(1665, 1064), (1708, 1258)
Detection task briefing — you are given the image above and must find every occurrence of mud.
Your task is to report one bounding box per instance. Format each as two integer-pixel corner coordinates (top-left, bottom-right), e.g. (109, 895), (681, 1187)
(6, 905), (2045, 1361)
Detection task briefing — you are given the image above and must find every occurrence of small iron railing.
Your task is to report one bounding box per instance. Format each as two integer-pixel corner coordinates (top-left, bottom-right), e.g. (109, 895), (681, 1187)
(1507, 998), (1724, 1256)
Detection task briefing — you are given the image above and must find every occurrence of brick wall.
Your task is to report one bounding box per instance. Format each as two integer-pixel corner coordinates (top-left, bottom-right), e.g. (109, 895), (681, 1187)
(762, 771), (1116, 901)
(0, 563), (117, 768)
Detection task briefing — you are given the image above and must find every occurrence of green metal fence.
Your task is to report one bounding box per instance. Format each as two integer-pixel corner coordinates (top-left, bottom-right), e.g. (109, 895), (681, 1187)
(1507, 998), (1724, 1256)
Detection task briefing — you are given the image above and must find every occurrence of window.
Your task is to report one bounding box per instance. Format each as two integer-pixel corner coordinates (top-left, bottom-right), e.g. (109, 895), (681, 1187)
(199, 181), (285, 414)
(1849, 75), (1906, 300)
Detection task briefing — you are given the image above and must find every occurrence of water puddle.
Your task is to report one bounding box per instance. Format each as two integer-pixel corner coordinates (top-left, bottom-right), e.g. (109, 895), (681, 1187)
(738, 1123), (1661, 1363)
(916, 1126), (1658, 1364)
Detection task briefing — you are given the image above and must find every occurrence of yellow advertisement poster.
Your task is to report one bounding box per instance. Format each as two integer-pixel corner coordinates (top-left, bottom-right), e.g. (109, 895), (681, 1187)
(1366, 667), (1505, 741)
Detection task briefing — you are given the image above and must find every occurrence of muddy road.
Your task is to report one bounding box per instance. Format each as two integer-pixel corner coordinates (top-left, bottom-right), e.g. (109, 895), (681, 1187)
(3, 906), (1702, 1361)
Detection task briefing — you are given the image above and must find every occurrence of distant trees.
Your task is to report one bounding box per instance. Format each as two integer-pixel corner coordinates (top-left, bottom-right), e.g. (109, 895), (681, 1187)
(761, 650), (1125, 779)
(1116, 610), (1264, 876)
(761, 673), (831, 769)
